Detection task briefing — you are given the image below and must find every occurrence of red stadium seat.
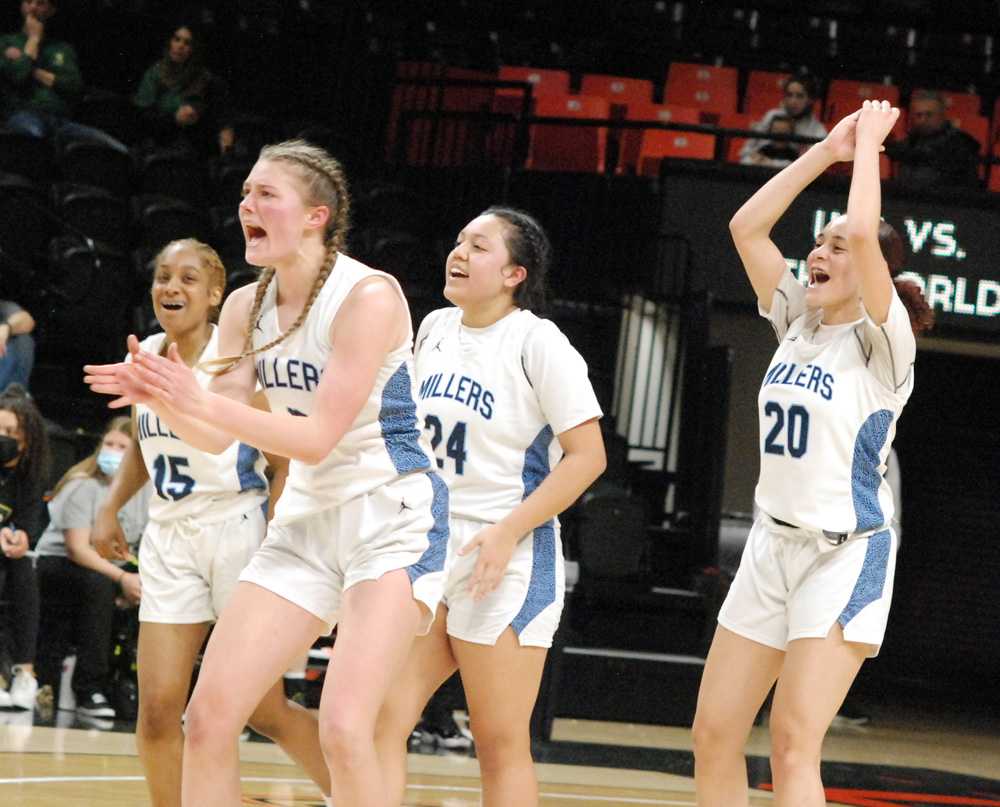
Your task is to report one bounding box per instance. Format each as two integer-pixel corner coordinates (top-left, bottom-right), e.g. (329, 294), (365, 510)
(988, 144), (1000, 191)
(580, 74), (654, 110)
(949, 113), (989, 155)
(744, 70), (791, 117)
(990, 97), (1000, 153)
(824, 79), (900, 122)
(526, 95), (611, 173)
(664, 62), (738, 116)
(388, 65), (498, 166)
(618, 103), (699, 174)
(495, 66), (572, 115)
(916, 89), (982, 118)
(717, 111), (753, 163)
(638, 127), (716, 175)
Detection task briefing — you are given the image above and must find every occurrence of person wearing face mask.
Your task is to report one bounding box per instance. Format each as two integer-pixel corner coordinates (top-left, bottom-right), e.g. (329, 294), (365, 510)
(693, 102), (935, 806)
(34, 416), (149, 720)
(0, 384), (50, 711)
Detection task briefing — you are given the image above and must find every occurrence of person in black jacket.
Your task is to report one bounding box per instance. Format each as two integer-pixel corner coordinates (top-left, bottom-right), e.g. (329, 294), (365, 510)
(886, 90), (981, 189)
(0, 384), (50, 710)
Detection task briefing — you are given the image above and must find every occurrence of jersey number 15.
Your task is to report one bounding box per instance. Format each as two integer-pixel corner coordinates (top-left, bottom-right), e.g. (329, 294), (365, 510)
(152, 455), (196, 501)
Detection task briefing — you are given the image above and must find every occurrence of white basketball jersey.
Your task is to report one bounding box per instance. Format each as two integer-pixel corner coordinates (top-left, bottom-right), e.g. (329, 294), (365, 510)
(253, 252), (434, 522)
(133, 328), (268, 523)
(414, 307), (603, 523)
(754, 271), (916, 534)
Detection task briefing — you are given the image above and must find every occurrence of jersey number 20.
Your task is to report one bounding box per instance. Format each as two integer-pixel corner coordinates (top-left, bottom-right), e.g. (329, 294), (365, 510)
(763, 402), (809, 458)
(153, 455), (196, 501)
(424, 415), (467, 474)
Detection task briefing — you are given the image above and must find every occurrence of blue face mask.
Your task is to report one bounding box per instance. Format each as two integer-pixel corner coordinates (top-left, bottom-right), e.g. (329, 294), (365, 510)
(96, 451), (124, 476)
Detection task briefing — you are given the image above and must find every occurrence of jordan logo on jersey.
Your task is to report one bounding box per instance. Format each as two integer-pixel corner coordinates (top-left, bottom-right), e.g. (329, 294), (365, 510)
(418, 372), (494, 419)
(762, 361), (835, 401)
(256, 357), (322, 392)
(137, 411), (179, 442)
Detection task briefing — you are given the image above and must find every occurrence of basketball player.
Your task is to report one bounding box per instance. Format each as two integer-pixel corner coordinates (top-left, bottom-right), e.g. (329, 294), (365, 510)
(86, 140), (447, 807)
(374, 207), (607, 806)
(90, 238), (331, 807)
(692, 101), (934, 806)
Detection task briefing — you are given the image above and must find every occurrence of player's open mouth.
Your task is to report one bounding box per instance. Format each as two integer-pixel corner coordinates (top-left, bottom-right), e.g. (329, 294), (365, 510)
(809, 269), (830, 286)
(160, 301), (184, 311)
(245, 225), (268, 246)
(449, 267), (469, 278)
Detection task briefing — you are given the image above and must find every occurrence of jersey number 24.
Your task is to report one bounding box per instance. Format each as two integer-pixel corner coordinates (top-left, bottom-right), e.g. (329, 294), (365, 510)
(424, 415), (467, 474)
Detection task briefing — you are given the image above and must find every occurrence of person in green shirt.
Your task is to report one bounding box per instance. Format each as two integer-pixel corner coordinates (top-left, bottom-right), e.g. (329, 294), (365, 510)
(1, 0), (125, 152)
(134, 23), (234, 157)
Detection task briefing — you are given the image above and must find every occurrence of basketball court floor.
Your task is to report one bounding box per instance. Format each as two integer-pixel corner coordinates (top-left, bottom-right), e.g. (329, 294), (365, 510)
(2, 693), (998, 806)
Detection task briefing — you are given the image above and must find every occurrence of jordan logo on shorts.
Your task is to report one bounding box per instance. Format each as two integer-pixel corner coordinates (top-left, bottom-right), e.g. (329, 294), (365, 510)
(398, 499), (411, 514)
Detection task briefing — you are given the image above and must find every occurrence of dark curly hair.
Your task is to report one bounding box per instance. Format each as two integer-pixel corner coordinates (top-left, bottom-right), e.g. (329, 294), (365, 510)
(0, 385), (51, 490)
(480, 206), (551, 313)
(877, 221), (935, 335)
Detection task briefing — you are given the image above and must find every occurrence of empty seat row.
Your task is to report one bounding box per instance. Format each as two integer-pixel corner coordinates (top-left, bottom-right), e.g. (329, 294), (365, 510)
(389, 61), (999, 182)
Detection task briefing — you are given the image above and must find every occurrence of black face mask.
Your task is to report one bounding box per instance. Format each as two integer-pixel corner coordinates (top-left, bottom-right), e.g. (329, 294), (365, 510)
(0, 435), (20, 465)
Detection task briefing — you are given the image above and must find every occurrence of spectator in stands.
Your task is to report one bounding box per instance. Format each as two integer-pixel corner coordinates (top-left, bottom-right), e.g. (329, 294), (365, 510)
(885, 90), (980, 189)
(35, 416), (148, 721)
(742, 115), (801, 168)
(0, 384), (50, 711)
(0, 299), (35, 393)
(134, 23), (235, 157)
(740, 73), (827, 165)
(0, 0), (126, 151)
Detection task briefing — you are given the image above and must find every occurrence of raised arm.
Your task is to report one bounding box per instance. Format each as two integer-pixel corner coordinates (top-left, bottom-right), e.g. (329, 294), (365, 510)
(130, 277), (409, 464)
(846, 99), (900, 326)
(730, 111), (860, 310)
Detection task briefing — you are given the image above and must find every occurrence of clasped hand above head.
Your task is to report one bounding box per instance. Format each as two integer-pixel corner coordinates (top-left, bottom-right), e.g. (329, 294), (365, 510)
(821, 99), (900, 162)
(83, 334), (207, 416)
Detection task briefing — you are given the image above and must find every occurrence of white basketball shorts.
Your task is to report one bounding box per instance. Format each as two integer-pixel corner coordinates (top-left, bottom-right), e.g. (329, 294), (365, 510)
(139, 500), (266, 624)
(444, 516), (565, 648)
(239, 471), (449, 635)
(718, 513), (898, 657)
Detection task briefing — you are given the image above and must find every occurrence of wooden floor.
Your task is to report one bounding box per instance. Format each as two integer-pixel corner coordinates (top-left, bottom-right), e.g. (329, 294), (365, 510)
(1, 706), (998, 806)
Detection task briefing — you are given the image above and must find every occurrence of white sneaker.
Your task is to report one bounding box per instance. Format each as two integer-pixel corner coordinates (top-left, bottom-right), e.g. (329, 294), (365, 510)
(9, 667), (38, 711)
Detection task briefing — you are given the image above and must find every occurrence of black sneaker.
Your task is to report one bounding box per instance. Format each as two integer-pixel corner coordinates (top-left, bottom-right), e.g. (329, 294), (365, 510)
(429, 720), (474, 750)
(408, 720), (437, 747)
(77, 692), (116, 719)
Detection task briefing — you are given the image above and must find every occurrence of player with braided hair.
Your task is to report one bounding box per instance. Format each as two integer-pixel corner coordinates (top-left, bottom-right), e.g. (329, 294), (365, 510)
(374, 207), (607, 806)
(86, 140), (447, 807)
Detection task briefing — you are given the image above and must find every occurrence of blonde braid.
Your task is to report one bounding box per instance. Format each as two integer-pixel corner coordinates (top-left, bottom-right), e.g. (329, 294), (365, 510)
(206, 139), (351, 375)
(203, 267), (274, 374)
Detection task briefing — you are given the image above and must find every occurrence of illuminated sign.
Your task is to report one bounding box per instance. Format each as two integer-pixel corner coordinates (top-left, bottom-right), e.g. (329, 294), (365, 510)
(784, 209), (1000, 320)
(659, 169), (1000, 334)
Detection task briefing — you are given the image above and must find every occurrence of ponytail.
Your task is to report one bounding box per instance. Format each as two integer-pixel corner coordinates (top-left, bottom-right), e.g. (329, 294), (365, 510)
(878, 220), (934, 335)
